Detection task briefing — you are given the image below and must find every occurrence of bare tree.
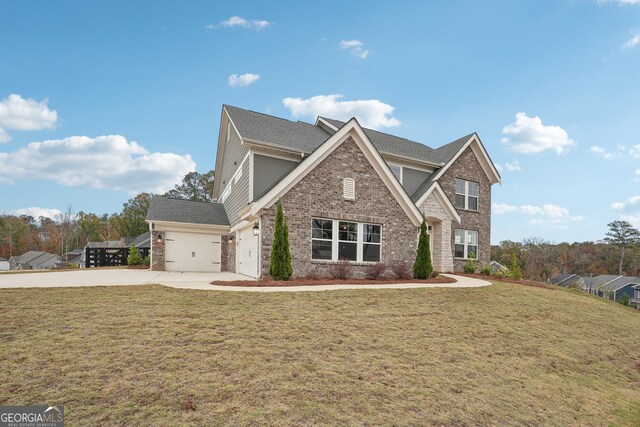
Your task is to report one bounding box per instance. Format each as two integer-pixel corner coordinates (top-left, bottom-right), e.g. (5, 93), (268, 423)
(604, 220), (640, 275)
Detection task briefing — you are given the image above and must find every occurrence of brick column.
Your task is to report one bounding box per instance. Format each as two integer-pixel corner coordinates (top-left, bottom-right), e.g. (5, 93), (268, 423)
(151, 231), (165, 271)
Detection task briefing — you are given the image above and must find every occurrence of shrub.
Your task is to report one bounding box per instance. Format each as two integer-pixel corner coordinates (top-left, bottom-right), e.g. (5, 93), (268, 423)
(269, 199), (292, 280)
(413, 215), (433, 279)
(365, 262), (386, 280)
(463, 252), (477, 274)
(618, 294), (630, 306)
(480, 265), (491, 276)
(304, 267), (321, 281)
(509, 253), (522, 280)
(68, 262), (78, 269)
(330, 259), (352, 280)
(143, 256), (150, 266)
(391, 261), (412, 280)
(127, 246), (143, 266)
(430, 270), (439, 278)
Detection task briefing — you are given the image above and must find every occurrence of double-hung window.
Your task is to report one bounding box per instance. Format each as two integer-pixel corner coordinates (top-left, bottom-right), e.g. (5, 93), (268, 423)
(454, 229), (478, 259)
(455, 179), (479, 211)
(311, 218), (381, 262)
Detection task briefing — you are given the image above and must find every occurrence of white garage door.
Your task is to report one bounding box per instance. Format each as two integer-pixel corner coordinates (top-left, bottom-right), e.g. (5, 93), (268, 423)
(236, 226), (259, 278)
(165, 231), (221, 272)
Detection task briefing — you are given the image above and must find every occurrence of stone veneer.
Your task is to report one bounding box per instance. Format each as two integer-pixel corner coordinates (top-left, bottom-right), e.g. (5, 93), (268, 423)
(221, 234), (236, 273)
(437, 146), (492, 271)
(151, 230), (165, 271)
(259, 136), (418, 279)
(419, 193), (454, 273)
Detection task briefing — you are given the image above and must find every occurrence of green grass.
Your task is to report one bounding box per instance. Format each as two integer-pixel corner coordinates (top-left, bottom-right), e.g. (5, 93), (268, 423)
(0, 282), (639, 426)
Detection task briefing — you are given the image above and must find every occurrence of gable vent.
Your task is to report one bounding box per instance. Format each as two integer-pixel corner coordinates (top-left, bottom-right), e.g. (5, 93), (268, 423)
(343, 177), (355, 201)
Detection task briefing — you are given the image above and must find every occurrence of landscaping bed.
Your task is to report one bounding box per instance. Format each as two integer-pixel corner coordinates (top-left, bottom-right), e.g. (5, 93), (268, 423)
(211, 275), (457, 287)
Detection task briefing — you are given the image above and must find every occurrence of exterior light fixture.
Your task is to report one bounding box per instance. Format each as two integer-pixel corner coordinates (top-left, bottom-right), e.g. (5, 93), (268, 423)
(228, 235), (235, 243)
(252, 222), (260, 236)
(156, 234), (163, 244)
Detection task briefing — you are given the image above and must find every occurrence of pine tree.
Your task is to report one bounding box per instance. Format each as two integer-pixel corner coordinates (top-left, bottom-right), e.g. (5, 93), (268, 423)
(269, 200), (292, 280)
(413, 215), (433, 279)
(509, 252), (522, 280)
(127, 245), (143, 266)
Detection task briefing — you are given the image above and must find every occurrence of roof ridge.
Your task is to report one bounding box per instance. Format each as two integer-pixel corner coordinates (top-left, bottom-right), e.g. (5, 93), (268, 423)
(155, 195), (221, 205)
(225, 104), (314, 127)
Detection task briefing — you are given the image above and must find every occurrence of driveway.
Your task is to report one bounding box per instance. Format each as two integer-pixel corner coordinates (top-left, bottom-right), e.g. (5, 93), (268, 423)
(0, 269), (491, 291)
(0, 269), (250, 289)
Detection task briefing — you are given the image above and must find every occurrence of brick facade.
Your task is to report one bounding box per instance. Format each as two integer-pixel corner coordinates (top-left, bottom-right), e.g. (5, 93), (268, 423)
(438, 147), (492, 271)
(151, 230), (165, 271)
(259, 136), (418, 279)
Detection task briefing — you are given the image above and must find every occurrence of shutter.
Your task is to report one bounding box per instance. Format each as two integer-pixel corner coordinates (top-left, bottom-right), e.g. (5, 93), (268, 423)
(343, 178), (355, 200)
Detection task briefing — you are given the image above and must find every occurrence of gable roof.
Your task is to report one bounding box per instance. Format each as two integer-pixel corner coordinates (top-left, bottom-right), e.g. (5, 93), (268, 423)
(131, 231), (150, 248)
(147, 196), (230, 226)
(550, 273), (577, 285)
(250, 118), (424, 226)
(10, 251), (60, 269)
(598, 276), (640, 292)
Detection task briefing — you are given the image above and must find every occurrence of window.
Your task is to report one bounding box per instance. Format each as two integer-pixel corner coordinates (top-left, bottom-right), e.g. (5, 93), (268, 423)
(312, 219), (333, 260)
(343, 178), (355, 200)
(455, 179), (479, 211)
(455, 229), (478, 259)
(311, 218), (381, 262)
(389, 164), (402, 183)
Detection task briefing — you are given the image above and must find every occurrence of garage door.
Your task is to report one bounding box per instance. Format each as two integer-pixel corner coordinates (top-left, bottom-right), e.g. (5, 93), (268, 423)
(236, 226), (259, 278)
(165, 231), (221, 272)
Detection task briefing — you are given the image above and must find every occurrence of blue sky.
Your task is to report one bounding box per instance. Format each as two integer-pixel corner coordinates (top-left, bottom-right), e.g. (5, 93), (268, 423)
(1, 0), (639, 244)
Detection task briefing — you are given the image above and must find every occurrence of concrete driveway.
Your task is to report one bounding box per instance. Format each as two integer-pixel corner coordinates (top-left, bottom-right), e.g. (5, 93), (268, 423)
(0, 269), (250, 289)
(0, 269), (491, 291)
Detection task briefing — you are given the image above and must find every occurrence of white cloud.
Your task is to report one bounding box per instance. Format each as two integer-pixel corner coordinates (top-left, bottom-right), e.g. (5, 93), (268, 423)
(339, 39), (370, 58)
(228, 73), (260, 88)
(501, 112), (576, 154)
(0, 135), (195, 194)
(495, 164), (503, 172)
(623, 34), (640, 49)
(0, 94), (58, 142)
(493, 202), (584, 226)
(588, 145), (622, 159)
(282, 94), (400, 130)
(505, 159), (521, 171)
(1, 207), (64, 221)
(210, 16), (272, 30)
(598, 0), (640, 5)
(611, 195), (640, 211)
(635, 169), (640, 177)
(629, 144), (640, 158)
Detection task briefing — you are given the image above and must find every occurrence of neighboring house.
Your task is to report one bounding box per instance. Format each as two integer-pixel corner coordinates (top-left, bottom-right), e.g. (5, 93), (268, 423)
(79, 233), (150, 267)
(146, 105), (501, 278)
(582, 275), (621, 295)
(8, 251), (61, 270)
(0, 257), (9, 271)
(631, 285), (640, 308)
(550, 273), (584, 288)
(489, 260), (507, 273)
(62, 248), (84, 266)
(596, 276), (639, 303)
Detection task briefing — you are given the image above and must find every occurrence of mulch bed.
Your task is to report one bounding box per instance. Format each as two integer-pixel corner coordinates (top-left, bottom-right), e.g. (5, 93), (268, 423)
(211, 275), (457, 287)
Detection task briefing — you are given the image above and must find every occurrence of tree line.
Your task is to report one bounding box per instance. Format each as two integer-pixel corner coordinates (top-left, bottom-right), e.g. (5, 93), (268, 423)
(0, 170), (214, 259)
(491, 221), (640, 281)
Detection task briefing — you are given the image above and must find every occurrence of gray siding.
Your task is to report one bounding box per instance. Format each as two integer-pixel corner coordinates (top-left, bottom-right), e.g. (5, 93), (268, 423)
(220, 123), (250, 227)
(253, 154), (299, 201)
(222, 159), (250, 226)
(403, 167), (430, 196)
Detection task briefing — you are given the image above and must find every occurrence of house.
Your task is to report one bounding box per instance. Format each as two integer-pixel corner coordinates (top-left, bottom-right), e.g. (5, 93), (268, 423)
(631, 285), (640, 308)
(146, 105), (501, 278)
(489, 260), (508, 274)
(0, 257), (9, 271)
(550, 273), (584, 288)
(8, 251), (61, 270)
(582, 275), (621, 295)
(596, 276), (639, 303)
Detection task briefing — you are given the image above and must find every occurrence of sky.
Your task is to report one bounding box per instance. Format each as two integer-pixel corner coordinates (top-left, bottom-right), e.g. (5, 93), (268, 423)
(1, 0), (639, 244)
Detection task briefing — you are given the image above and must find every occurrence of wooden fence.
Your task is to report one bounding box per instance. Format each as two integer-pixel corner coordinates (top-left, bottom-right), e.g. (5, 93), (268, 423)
(85, 247), (150, 268)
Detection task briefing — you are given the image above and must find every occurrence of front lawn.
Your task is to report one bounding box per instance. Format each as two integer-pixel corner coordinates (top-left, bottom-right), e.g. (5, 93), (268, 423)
(1, 282), (639, 425)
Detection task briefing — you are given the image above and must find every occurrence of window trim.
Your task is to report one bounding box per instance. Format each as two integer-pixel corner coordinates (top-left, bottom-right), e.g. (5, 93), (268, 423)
(311, 218), (382, 263)
(454, 229), (478, 259)
(388, 164), (403, 184)
(455, 178), (479, 211)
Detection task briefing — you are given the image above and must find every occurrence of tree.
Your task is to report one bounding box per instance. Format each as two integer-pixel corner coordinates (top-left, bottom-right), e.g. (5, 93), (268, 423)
(111, 193), (153, 238)
(76, 211), (104, 246)
(269, 200), (292, 280)
(604, 220), (640, 275)
(164, 170), (215, 201)
(413, 215), (432, 279)
(127, 245), (143, 266)
(509, 252), (522, 280)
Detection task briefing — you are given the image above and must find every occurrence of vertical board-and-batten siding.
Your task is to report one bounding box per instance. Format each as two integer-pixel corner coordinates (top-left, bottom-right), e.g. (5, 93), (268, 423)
(252, 154), (299, 201)
(220, 120), (250, 226)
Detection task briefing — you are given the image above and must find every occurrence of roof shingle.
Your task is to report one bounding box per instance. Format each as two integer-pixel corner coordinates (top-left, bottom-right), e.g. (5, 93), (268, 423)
(147, 196), (230, 226)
